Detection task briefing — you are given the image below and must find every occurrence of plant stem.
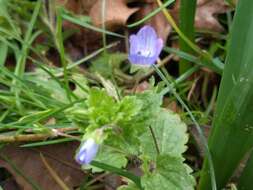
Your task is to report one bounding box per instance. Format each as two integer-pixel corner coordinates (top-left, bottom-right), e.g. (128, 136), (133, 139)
(102, 0), (107, 51)
(152, 64), (217, 190)
(149, 126), (160, 155)
(0, 127), (78, 142)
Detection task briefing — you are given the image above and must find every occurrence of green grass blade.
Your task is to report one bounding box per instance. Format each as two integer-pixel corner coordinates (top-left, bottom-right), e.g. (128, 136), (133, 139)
(164, 47), (224, 72)
(0, 42), (8, 66)
(20, 138), (77, 147)
(56, 8), (72, 101)
(179, 0), (196, 74)
(199, 0), (253, 189)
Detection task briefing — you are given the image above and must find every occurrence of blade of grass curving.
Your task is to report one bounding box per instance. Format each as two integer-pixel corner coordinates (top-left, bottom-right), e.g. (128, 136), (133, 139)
(127, 0), (175, 28)
(179, 0), (196, 74)
(199, 0), (253, 189)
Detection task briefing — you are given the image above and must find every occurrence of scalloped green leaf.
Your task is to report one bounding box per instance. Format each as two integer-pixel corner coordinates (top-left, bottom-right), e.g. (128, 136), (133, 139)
(140, 109), (188, 158)
(142, 155), (195, 190)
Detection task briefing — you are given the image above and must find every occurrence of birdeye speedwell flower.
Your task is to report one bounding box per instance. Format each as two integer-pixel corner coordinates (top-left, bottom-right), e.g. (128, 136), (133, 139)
(75, 138), (99, 165)
(128, 25), (163, 66)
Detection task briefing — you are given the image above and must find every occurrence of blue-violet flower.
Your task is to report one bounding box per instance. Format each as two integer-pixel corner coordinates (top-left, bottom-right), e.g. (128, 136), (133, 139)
(128, 25), (163, 66)
(75, 138), (99, 165)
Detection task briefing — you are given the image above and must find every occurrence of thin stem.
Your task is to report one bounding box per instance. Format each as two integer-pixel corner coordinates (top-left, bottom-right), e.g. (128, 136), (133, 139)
(152, 64), (217, 190)
(0, 127), (78, 142)
(102, 0), (107, 51)
(149, 126), (160, 155)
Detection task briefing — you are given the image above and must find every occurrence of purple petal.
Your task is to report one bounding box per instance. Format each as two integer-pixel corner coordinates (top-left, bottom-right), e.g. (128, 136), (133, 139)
(136, 25), (157, 53)
(129, 35), (140, 55)
(155, 38), (163, 57)
(75, 138), (99, 165)
(128, 54), (157, 66)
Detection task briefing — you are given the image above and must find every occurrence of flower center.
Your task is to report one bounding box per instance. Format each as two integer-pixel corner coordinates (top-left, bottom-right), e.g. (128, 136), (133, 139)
(137, 50), (152, 57)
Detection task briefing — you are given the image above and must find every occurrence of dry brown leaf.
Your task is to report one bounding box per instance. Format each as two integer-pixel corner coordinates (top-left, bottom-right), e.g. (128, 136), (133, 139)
(195, 0), (230, 32)
(89, 0), (139, 30)
(0, 142), (85, 190)
(57, 0), (95, 15)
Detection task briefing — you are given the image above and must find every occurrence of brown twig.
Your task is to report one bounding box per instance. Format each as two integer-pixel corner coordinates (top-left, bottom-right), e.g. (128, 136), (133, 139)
(0, 127), (79, 143)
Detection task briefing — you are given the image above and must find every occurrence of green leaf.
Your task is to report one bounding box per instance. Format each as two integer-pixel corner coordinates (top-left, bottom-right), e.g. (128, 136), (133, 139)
(86, 88), (142, 131)
(141, 155), (195, 190)
(140, 109), (188, 158)
(134, 91), (162, 126)
(85, 146), (128, 173)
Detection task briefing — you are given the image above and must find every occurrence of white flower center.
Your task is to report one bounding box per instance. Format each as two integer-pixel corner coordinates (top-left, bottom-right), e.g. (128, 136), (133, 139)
(138, 49), (152, 57)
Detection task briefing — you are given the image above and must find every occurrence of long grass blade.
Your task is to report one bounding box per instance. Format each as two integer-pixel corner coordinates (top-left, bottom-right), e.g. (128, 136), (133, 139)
(199, 0), (253, 189)
(179, 0), (196, 74)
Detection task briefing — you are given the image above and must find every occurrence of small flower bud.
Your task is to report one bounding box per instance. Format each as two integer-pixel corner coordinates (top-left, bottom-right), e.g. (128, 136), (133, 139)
(75, 138), (99, 165)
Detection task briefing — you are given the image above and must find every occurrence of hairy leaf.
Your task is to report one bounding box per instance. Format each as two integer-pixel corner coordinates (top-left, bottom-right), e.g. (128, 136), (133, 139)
(142, 155), (195, 190)
(140, 109), (188, 158)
